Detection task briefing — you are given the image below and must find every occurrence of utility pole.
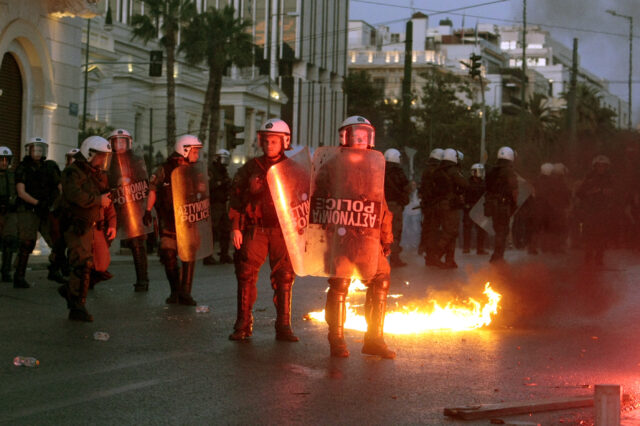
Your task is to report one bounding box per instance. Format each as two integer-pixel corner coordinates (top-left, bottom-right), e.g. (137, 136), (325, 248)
(607, 10), (634, 129)
(81, 18), (91, 138)
(520, 0), (527, 144)
(402, 19), (413, 142)
(567, 38), (578, 160)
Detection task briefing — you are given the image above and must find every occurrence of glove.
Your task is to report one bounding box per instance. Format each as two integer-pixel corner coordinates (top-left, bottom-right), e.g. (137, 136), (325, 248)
(143, 210), (152, 226)
(382, 243), (392, 257)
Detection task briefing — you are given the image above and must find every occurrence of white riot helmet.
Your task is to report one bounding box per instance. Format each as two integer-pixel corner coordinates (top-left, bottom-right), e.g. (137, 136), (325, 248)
(470, 163), (484, 178)
(80, 136), (113, 170)
(497, 146), (515, 161)
(442, 148), (458, 164)
(429, 148), (444, 161)
(108, 128), (133, 153)
(552, 162), (567, 176)
(456, 150), (464, 163)
(0, 146), (13, 169)
(175, 135), (203, 161)
(540, 162), (554, 176)
(65, 148), (80, 166)
(384, 148), (401, 164)
(215, 148), (231, 165)
(26, 137), (48, 159)
(339, 116), (375, 148)
(258, 118), (291, 151)
(592, 155), (611, 166)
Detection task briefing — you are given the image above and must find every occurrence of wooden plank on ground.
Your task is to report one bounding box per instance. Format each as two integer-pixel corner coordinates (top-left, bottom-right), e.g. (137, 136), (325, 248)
(443, 396), (594, 420)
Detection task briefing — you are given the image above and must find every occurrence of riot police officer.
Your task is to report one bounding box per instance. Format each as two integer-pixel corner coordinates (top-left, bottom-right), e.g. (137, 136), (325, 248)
(203, 148), (233, 265)
(0, 147), (18, 282)
(14, 137), (62, 288)
(144, 135), (203, 305)
(58, 136), (113, 322)
(107, 129), (150, 292)
(428, 148), (468, 268)
(485, 147), (518, 263)
(323, 116), (395, 359)
(577, 155), (614, 266)
(463, 163), (487, 255)
(228, 118), (298, 342)
(418, 148), (443, 259)
(383, 148), (410, 267)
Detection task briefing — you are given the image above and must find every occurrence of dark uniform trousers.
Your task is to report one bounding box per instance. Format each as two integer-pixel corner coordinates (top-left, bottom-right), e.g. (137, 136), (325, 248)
(211, 201), (230, 257)
(491, 203), (511, 261)
(432, 200), (461, 261)
(233, 226), (295, 334)
(64, 226), (93, 298)
(388, 201), (404, 258)
(463, 208), (486, 252)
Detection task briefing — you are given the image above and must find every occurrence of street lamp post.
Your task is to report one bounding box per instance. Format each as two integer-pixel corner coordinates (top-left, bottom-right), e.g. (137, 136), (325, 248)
(607, 9), (633, 130)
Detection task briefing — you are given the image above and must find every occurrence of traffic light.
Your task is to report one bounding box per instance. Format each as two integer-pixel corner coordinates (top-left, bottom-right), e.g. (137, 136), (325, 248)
(149, 50), (163, 77)
(469, 54), (482, 79)
(226, 126), (245, 149)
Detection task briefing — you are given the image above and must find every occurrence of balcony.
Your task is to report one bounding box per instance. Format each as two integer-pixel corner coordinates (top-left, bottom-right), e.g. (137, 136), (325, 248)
(348, 50), (445, 67)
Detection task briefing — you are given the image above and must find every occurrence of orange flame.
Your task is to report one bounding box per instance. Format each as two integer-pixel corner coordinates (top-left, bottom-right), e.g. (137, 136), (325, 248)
(307, 280), (501, 333)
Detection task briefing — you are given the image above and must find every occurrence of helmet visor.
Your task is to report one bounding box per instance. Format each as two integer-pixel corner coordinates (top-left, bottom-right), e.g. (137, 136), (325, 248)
(28, 142), (48, 160)
(342, 125), (375, 148)
(91, 151), (113, 171)
(111, 136), (131, 153)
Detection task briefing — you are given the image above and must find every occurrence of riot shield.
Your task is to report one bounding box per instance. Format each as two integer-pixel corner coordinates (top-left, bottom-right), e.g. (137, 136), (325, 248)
(470, 173), (534, 236)
(305, 147), (385, 280)
(109, 152), (153, 239)
(171, 162), (214, 261)
(267, 147), (312, 276)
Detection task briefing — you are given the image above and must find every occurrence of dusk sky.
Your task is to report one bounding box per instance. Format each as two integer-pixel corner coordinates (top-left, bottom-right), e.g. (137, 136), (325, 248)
(349, 0), (639, 125)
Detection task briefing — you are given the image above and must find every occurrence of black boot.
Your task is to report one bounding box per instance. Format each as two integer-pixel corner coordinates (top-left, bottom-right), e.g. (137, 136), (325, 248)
(362, 280), (395, 359)
(1, 249), (13, 282)
(131, 243), (149, 292)
(68, 262), (93, 322)
(229, 284), (255, 341)
(48, 265), (68, 284)
(178, 261), (197, 306)
(274, 285), (299, 342)
(13, 248), (31, 288)
(326, 279), (350, 357)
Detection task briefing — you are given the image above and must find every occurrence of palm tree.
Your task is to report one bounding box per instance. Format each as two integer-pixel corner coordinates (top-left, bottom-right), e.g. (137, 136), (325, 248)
(130, 0), (197, 151)
(180, 5), (253, 159)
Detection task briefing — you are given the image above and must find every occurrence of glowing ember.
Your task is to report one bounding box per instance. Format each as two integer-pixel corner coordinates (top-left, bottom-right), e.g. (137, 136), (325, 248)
(307, 281), (502, 333)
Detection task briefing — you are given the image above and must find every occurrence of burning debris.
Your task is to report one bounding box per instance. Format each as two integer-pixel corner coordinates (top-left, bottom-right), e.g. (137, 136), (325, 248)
(306, 279), (502, 333)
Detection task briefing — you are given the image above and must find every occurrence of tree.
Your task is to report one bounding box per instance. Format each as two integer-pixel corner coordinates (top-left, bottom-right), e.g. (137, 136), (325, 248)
(131, 0), (197, 152)
(180, 5), (253, 160)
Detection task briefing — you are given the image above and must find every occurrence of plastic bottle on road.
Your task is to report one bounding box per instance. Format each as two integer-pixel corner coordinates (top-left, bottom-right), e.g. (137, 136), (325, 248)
(13, 356), (39, 367)
(93, 331), (110, 341)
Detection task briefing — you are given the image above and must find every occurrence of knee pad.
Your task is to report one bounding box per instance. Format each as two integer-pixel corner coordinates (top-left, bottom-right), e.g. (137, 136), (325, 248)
(328, 278), (350, 295)
(159, 249), (177, 266)
(272, 271), (295, 290)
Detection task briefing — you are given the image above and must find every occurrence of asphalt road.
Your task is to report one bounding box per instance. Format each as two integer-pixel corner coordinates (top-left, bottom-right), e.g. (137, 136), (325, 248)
(1, 247), (640, 425)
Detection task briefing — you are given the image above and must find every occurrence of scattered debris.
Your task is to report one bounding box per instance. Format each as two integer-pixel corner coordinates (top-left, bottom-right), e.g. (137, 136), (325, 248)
(444, 396), (593, 420)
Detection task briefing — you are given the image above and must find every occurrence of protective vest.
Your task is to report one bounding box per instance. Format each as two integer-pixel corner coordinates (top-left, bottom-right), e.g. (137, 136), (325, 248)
(0, 170), (16, 210)
(15, 157), (60, 208)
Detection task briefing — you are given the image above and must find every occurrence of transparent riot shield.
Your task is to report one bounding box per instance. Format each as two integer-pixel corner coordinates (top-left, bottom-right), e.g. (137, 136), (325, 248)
(305, 147), (385, 280)
(470, 173), (534, 236)
(171, 162), (214, 261)
(109, 152), (153, 239)
(267, 147), (312, 276)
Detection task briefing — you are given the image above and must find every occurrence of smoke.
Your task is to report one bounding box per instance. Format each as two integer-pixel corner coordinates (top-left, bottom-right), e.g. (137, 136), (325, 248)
(507, 0), (639, 122)
(463, 255), (626, 328)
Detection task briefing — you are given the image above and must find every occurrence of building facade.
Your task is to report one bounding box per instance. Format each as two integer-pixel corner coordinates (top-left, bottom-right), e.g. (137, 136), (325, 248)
(0, 0), (348, 168)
